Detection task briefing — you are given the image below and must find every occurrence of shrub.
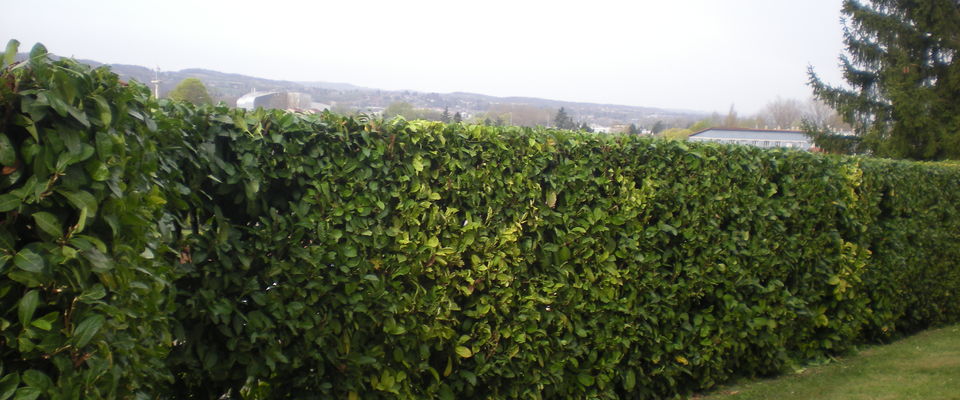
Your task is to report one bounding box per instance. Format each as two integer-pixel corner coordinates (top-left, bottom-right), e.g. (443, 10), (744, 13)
(0, 42), (173, 398)
(157, 105), (960, 398)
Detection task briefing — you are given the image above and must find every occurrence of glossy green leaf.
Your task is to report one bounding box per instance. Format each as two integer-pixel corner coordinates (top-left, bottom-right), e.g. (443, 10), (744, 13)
(12, 115), (37, 142)
(41, 91), (69, 117)
(20, 370), (50, 391)
(77, 284), (106, 303)
(31, 212), (62, 238)
(577, 373), (595, 387)
(28, 43), (47, 62)
(18, 290), (39, 326)
(0, 134), (15, 166)
(72, 314), (105, 348)
(74, 207), (88, 234)
(455, 346), (472, 358)
(342, 246), (357, 258)
(27, 318), (50, 333)
(88, 162), (110, 181)
(0, 254), (10, 272)
(545, 190), (557, 208)
(13, 250), (43, 273)
(82, 248), (113, 272)
(0, 194), (20, 213)
(624, 369), (636, 391)
(2, 39), (18, 68)
(412, 157), (424, 172)
(12, 387), (40, 400)
(56, 190), (98, 216)
(29, 312), (58, 331)
(94, 131), (113, 157)
(0, 372), (19, 400)
(54, 70), (78, 105)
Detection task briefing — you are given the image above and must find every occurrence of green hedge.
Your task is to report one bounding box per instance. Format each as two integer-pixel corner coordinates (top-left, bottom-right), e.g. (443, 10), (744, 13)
(0, 43), (173, 398)
(2, 43), (959, 399)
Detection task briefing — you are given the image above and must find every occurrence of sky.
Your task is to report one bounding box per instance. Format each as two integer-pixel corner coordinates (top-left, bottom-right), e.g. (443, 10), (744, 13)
(2, 0), (847, 115)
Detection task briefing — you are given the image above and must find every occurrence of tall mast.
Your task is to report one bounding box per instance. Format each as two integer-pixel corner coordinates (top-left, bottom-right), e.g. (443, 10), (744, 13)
(150, 67), (162, 98)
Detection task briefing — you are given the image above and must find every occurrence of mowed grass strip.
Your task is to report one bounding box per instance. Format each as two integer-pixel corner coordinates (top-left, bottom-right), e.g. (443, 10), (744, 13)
(697, 324), (960, 400)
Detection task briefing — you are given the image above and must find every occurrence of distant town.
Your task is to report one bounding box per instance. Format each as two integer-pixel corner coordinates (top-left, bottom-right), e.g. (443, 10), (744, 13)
(48, 55), (708, 132)
(28, 53), (850, 147)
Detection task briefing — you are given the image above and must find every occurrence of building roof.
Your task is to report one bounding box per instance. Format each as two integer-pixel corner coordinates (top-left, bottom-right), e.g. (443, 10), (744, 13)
(689, 128), (810, 142)
(237, 91), (279, 103)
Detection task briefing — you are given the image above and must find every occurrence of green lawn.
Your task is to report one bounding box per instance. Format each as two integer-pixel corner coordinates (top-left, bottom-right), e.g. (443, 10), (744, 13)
(695, 324), (960, 400)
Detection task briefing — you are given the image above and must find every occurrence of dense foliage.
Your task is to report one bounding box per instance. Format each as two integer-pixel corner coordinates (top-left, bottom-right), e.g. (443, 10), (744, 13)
(0, 42), (173, 398)
(2, 42), (959, 399)
(167, 78), (212, 106)
(809, 0), (960, 160)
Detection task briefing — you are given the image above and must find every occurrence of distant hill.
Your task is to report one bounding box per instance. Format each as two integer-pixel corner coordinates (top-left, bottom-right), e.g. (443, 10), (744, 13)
(16, 53), (705, 128)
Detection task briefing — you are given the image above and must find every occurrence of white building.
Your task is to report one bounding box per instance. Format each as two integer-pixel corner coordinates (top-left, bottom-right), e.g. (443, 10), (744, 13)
(237, 90), (313, 111)
(687, 128), (814, 150)
(591, 125), (611, 133)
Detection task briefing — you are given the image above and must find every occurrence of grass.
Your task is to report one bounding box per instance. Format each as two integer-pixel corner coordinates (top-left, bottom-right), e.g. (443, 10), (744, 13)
(695, 324), (960, 400)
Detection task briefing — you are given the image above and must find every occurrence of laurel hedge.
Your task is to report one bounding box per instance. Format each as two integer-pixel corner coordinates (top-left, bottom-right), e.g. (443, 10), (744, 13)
(2, 42), (959, 399)
(0, 43), (174, 398)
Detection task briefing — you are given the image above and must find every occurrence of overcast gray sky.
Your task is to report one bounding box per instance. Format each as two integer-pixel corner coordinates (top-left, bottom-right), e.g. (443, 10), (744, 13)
(2, 0), (846, 114)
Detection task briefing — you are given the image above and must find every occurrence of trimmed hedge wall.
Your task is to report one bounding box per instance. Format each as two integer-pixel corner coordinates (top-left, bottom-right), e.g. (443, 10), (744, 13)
(2, 44), (959, 399)
(0, 44), (173, 398)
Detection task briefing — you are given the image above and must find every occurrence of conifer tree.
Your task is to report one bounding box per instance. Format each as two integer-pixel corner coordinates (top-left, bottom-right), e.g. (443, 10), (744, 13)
(554, 107), (573, 130)
(651, 121), (666, 135)
(808, 0), (960, 160)
(441, 107), (451, 123)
